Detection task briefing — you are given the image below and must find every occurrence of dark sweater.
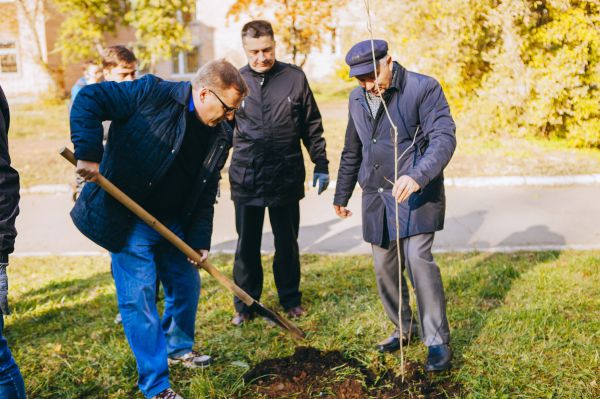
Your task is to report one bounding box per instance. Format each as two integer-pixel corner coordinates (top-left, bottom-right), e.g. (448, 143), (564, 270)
(144, 109), (211, 220)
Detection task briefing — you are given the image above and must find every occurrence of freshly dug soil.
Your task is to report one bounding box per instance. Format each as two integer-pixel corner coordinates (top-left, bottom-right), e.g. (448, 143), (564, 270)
(240, 346), (460, 398)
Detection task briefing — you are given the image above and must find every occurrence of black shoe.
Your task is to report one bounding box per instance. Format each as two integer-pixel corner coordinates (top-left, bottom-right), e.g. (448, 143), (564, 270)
(375, 333), (414, 353)
(286, 305), (306, 318)
(425, 344), (452, 372)
(231, 312), (253, 326)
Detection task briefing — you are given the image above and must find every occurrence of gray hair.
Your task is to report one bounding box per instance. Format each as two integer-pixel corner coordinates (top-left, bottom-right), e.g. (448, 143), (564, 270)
(191, 59), (248, 96)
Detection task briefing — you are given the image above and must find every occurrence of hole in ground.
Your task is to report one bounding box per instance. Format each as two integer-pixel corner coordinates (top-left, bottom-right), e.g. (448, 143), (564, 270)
(239, 346), (461, 398)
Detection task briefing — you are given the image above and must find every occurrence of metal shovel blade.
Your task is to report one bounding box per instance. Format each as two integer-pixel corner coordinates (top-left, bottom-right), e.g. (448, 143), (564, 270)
(249, 301), (306, 340)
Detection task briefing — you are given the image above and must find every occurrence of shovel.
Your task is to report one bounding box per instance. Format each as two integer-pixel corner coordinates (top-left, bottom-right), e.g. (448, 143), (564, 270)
(60, 147), (306, 341)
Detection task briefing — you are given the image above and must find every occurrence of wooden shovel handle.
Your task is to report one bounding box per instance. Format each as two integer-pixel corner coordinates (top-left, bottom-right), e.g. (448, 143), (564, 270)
(61, 147), (255, 306)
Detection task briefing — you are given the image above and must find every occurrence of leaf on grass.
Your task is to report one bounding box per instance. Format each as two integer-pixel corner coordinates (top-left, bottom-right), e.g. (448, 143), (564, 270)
(231, 360), (250, 369)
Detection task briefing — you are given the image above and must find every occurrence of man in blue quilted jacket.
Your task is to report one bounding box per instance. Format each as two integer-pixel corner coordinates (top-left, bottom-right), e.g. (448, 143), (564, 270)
(70, 59), (247, 399)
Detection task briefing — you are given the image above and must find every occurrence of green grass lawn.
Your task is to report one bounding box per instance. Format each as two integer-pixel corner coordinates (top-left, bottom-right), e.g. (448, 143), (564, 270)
(7, 99), (600, 188)
(4, 252), (599, 398)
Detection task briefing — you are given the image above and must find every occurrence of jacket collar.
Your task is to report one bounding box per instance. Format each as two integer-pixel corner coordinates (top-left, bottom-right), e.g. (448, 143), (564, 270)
(170, 80), (192, 106)
(352, 61), (407, 104)
(389, 61), (406, 94)
(244, 60), (287, 79)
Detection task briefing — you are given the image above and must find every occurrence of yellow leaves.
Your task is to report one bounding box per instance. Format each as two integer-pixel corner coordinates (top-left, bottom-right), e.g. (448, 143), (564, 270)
(228, 0), (349, 66)
(373, 0), (600, 148)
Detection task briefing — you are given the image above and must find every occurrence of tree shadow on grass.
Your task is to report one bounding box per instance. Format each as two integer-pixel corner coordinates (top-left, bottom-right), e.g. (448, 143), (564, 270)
(445, 250), (562, 367)
(4, 273), (143, 399)
(12, 271), (115, 315)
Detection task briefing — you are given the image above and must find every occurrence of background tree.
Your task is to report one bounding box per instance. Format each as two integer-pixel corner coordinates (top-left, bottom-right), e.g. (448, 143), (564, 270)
(52, 0), (124, 63)
(366, 0), (600, 148)
(53, 0), (195, 72)
(125, 0), (194, 72)
(227, 0), (348, 67)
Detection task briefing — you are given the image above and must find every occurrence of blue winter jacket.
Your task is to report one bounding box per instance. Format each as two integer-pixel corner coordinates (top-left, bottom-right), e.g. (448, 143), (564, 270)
(70, 74), (232, 252)
(334, 62), (456, 246)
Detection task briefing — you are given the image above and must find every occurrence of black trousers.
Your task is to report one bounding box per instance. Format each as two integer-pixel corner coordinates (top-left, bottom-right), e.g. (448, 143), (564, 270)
(233, 201), (301, 313)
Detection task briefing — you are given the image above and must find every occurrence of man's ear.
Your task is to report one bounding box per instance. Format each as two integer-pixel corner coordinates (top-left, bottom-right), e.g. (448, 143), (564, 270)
(197, 87), (208, 103)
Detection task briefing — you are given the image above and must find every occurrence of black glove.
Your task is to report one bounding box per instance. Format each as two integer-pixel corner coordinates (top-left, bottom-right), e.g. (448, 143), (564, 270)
(312, 173), (330, 195)
(0, 263), (9, 315)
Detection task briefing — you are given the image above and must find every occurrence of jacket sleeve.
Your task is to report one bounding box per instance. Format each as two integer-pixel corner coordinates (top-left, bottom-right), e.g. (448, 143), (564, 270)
(299, 75), (329, 174)
(333, 111), (362, 206)
(70, 76), (155, 162)
(407, 78), (456, 189)
(0, 86), (20, 257)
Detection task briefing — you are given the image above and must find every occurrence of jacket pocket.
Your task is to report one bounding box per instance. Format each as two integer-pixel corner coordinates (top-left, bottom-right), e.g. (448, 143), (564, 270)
(282, 152), (303, 186)
(229, 160), (255, 192)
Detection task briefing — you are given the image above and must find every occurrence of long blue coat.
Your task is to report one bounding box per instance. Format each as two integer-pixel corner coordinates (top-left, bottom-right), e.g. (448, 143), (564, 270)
(70, 75), (232, 253)
(333, 62), (456, 246)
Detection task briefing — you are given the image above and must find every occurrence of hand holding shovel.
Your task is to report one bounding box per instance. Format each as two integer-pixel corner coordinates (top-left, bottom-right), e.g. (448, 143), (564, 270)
(60, 147), (305, 341)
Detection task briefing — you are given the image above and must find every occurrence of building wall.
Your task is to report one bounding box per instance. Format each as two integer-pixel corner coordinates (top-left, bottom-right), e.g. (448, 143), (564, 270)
(154, 21), (215, 81)
(0, 0), (57, 101)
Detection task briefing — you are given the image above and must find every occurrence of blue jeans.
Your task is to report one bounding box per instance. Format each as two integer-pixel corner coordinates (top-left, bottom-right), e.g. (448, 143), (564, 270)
(0, 316), (26, 399)
(111, 219), (200, 398)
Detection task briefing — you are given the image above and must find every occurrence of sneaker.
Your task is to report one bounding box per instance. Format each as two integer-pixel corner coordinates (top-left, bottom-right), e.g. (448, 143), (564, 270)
(114, 312), (122, 324)
(152, 388), (183, 399)
(168, 350), (213, 369)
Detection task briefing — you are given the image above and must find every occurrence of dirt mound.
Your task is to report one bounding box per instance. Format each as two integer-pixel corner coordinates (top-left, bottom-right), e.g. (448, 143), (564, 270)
(240, 346), (460, 398)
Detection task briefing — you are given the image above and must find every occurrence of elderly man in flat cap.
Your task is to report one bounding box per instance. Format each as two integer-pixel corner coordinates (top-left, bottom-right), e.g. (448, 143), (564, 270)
(333, 39), (456, 371)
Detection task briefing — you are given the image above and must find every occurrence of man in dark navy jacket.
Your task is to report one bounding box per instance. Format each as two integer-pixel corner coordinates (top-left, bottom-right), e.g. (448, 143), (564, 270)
(334, 40), (456, 372)
(70, 60), (247, 399)
(0, 85), (26, 399)
(229, 20), (329, 325)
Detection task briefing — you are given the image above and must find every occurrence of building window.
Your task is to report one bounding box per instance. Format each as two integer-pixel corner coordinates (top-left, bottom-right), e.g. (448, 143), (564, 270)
(0, 41), (18, 73)
(172, 45), (201, 75)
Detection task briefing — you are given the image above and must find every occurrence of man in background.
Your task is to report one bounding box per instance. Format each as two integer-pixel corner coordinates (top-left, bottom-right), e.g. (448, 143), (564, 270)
(70, 60), (103, 102)
(72, 45), (138, 202)
(102, 45), (137, 83)
(0, 84), (25, 398)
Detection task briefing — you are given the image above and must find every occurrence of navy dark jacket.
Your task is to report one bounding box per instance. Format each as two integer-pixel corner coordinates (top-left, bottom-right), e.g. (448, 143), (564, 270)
(70, 75), (232, 252)
(334, 63), (456, 246)
(230, 61), (328, 206)
(0, 85), (20, 260)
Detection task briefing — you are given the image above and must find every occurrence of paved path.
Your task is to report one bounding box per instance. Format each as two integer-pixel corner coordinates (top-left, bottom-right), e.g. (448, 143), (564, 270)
(13, 184), (600, 256)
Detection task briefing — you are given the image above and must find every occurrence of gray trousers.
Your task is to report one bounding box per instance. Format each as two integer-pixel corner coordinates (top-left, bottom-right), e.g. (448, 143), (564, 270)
(372, 233), (450, 346)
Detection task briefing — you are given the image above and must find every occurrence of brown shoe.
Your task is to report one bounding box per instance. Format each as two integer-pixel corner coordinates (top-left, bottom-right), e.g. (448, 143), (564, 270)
(231, 312), (252, 326)
(286, 306), (306, 318)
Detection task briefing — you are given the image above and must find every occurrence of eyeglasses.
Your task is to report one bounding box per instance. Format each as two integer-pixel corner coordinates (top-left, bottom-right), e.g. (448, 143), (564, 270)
(207, 89), (238, 114)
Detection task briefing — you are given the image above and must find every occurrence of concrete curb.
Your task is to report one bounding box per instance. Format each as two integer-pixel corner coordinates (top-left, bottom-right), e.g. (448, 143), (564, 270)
(445, 174), (600, 188)
(21, 184), (71, 194)
(20, 174), (600, 195)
